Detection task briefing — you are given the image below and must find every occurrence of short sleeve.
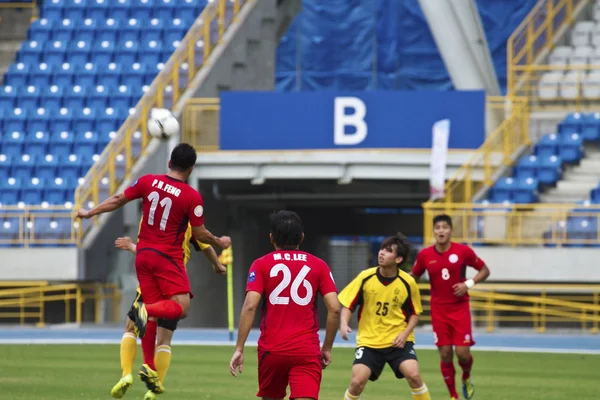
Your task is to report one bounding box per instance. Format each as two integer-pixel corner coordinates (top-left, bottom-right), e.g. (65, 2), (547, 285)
(411, 251), (427, 277)
(338, 274), (364, 312)
(463, 246), (485, 271)
(124, 175), (148, 200)
(187, 190), (205, 227)
(318, 262), (338, 296)
(408, 278), (423, 315)
(245, 260), (265, 295)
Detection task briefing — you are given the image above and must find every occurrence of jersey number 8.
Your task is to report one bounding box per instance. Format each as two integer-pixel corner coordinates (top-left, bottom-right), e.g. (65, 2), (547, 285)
(269, 263), (313, 306)
(441, 268), (450, 280)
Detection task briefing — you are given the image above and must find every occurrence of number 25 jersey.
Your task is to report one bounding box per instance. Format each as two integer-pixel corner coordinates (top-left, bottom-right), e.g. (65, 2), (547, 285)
(246, 250), (338, 357)
(124, 174), (205, 265)
(412, 242), (485, 305)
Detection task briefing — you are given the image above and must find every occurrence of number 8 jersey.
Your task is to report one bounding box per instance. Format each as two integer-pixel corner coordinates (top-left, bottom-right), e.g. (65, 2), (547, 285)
(124, 174), (205, 266)
(246, 250), (338, 356)
(412, 242), (486, 305)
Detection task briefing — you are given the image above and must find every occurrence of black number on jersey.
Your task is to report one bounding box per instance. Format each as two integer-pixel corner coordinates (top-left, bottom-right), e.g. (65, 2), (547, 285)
(375, 301), (389, 316)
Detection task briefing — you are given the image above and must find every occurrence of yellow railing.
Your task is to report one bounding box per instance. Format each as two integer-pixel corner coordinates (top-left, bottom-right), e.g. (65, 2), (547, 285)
(0, 0), (38, 20)
(182, 98), (221, 151)
(511, 64), (600, 111)
(417, 283), (600, 333)
(0, 207), (77, 246)
(507, 0), (585, 96)
(422, 202), (600, 247)
(424, 97), (530, 207)
(74, 0), (250, 243)
(0, 282), (120, 326)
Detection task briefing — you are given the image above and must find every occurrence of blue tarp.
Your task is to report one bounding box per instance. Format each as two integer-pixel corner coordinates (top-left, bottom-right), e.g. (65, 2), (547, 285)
(276, 0), (538, 93)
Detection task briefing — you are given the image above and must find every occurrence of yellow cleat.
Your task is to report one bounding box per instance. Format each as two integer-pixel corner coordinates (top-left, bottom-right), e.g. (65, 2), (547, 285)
(462, 378), (475, 399)
(139, 364), (164, 394)
(143, 390), (157, 400)
(110, 374), (133, 399)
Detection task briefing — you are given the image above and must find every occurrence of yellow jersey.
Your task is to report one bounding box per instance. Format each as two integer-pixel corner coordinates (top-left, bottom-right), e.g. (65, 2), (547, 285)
(136, 221), (210, 293)
(338, 267), (423, 348)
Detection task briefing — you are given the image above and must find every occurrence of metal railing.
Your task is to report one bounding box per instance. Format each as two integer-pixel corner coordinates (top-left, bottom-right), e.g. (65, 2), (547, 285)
(0, 282), (120, 326)
(74, 0), (249, 243)
(507, 0), (585, 96)
(417, 283), (600, 333)
(0, 207), (77, 246)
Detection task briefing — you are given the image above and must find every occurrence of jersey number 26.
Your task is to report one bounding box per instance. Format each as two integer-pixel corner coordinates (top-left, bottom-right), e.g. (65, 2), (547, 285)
(269, 263), (313, 306)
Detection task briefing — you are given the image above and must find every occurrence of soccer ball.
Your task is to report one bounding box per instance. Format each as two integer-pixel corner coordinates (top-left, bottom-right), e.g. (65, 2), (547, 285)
(148, 108), (180, 139)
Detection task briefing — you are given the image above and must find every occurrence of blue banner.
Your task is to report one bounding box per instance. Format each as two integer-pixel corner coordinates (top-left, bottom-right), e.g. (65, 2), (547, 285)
(219, 91), (485, 150)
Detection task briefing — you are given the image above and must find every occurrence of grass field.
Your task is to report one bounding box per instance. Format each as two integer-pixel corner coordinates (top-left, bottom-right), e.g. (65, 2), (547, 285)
(1, 345), (598, 399)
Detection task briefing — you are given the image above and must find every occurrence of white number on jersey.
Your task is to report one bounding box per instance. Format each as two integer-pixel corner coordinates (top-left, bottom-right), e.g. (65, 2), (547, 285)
(269, 263), (313, 306)
(147, 191), (173, 231)
(441, 268), (450, 280)
(355, 347), (364, 359)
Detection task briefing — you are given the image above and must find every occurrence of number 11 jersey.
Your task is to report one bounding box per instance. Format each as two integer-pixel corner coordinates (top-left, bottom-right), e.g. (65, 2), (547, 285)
(124, 174), (205, 265)
(246, 250), (338, 356)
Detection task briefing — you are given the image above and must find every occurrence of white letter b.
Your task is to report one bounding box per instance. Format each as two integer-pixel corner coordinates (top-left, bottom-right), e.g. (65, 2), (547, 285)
(334, 97), (368, 146)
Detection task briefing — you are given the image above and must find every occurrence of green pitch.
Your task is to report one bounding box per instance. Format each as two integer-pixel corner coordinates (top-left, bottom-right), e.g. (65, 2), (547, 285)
(0, 345), (598, 399)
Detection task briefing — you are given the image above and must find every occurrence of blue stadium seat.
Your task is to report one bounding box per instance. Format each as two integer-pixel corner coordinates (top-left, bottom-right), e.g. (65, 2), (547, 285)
(154, 0), (175, 20)
(74, 131), (98, 159)
(22, 177), (45, 204)
(164, 23), (186, 45)
(45, 177), (70, 205)
(0, 178), (21, 205)
(28, 107), (50, 133)
(559, 133), (584, 163)
(36, 155), (59, 181)
(44, 40), (68, 65)
(559, 112), (582, 135)
(30, 62), (54, 87)
(98, 18), (121, 43)
(5, 108), (28, 133)
(12, 154), (37, 181)
(98, 63), (122, 87)
(536, 134), (559, 158)
(96, 107), (122, 133)
(50, 108), (74, 132)
(53, 19), (75, 42)
(514, 155), (538, 180)
(175, 0), (203, 20)
(2, 132), (24, 157)
(42, 0), (66, 20)
(68, 40), (92, 65)
(0, 218), (20, 243)
(24, 131), (51, 158)
(20, 86), (41, 112)
(59, 154), (83, 181)
(140, 41), (163, 68)
(131, 0), (154, 21)
(29, 18), (54, 42)
(0, 154), (11, 180)
(40, 85), (64, 111)
(91, 40), (115, 66)
(110, 0), (132, 20)
(75, 18), (98, 43)
(18, 40), (43, 64)
(490, 177), (515, 203)
(115, 39), (139, 66)
(113, 85), (133, 109)
(121, 17), (141, 42)
(49, 131), (74, 158)
(141, 18), (164, 42)
(73, 107), (97, 132)
(122, 63), (146, 88)
(53, 62), (75, 87)
(0, 85), (17, 109)
(538, 155), (562, 185)
(513, 177), (538, 203)
(74, 62), (99, 87)
(87, 0), (109, 20)
(64, 85), (88, 109)
(64, 0), (88, 21)
(581, 112), (600, 141)
(4, 63), (30, 87)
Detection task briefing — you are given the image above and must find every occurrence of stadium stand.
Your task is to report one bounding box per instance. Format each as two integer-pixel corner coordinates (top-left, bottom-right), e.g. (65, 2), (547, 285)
(0, 0), (208, 211)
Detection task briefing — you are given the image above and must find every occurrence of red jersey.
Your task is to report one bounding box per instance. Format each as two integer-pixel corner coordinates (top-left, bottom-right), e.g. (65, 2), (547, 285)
(124, 174), (205, 264)
(246, 250), (338, 356)
(412, 242), (485, 305)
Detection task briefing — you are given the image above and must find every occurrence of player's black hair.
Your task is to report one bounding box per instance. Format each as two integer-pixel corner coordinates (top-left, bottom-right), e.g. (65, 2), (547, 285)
(170, 143), (197, 172)
(380, 232), (411, 266)
(433, 214), (453, 228)
(269, 210), (303, 250)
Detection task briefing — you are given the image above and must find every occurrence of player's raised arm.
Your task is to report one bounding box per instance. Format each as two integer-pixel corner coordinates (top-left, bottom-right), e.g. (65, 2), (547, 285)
(76, 192), (130, 219)
(191, 225), (231, 250)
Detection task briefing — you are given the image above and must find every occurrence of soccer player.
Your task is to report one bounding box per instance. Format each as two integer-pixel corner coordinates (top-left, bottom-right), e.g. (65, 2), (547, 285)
(111, 230), (226, 400)
(229, 210), (341, 400)
(411, 214), (490, 400)
(77, 143), (231, 395)
(338, 233), (431, 400)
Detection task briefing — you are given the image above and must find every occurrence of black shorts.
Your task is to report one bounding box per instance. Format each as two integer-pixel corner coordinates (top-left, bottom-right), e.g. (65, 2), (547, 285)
(126, 291), (178, 332)
(352, 343), (418, 381)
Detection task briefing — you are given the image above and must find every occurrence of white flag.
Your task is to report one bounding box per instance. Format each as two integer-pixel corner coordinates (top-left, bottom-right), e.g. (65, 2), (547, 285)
(429, 119), (450, 201)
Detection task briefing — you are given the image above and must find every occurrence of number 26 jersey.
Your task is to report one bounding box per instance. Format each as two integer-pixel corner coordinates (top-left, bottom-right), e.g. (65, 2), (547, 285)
(245, 250), (338, 357)
(412, 242), (485, 305)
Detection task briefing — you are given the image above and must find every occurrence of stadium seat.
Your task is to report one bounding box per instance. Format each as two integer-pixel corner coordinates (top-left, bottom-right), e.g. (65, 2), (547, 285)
(0, 154), (12, 180)
(559, 133), (584, 162)
(64, 85), (88, 110)
(54, 19), (75, 42)
(2, 131), (25, 157)
(44, 40), (69, 65)
(12, 155), (37, 181)
(41, 85), (64, 111)
(74, 131), (98, 159)
(490, 177), (515, 203)
(0, 86), (17, 109)
(22, 177), (45, 205)
(536, 134), (560, 158)
(18, 40), (43, 64)
(4, 63), (30, 87)
(24, 131), (51, 158)
(5, 108), (28, 134)
(36, 155), (59, 181)
(75, 18), (98, 43)
(513, 177), (539, 203)
(581, 112), (600, 141)
(42, 0), (66, 20)
(49, 131), (75, 158)
(514, 155), (539, 180)
(538, 155), (562, 185)
(559, 112), (582, 134)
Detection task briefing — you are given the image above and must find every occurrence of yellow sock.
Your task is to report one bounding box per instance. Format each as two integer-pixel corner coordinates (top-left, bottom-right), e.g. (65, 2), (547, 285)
(120, 333), (137, 377)
(344, 389), (360, 400)
(411, 384), (431, 400)
(155, 345), (172, 382)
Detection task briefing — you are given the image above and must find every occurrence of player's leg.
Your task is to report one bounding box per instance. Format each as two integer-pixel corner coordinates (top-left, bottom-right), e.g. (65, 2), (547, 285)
(257, 351), (289, 400)
(287, 355), (322, 400)
(452, 305), (476, 400)
(389, 344), (431, 400)
(343, 347), (384, 399)
(432, 304), (459, 399)
(155, 321), (176, 382)
(111, 292), (141, 398)
(143, 253), (191, 321)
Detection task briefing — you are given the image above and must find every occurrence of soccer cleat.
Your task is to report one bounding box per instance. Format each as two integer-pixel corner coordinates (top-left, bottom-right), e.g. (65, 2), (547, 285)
(132, 296), (148, 338)
(110, 374), (133, 398)
(462, 378), (475, 399)
(143, 390), (157, 400)
(139, 364), (164, 394)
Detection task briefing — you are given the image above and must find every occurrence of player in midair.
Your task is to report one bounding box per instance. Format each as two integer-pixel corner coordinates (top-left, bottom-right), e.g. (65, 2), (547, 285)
(110, 228), (226, 400)
(229, 210), (341, 400)
(412, 214), (490, 400)
(77, 143), (231, 395)
(338, 233), (431, 400)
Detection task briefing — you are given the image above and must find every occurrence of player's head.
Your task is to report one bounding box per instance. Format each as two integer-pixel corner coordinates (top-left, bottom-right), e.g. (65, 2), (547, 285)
(269, 210), (304, 250)
(378, 232), (411, 268)
(168, 143), (197, 178)
(433, 214), (453, 245)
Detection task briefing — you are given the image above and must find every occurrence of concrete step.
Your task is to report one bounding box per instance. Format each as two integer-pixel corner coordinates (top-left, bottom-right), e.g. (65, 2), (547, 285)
(555, 180), (597, 192)
(562, 172), (600, 183)
(539, 193), (588, 203)
(574, 158), (600, 171)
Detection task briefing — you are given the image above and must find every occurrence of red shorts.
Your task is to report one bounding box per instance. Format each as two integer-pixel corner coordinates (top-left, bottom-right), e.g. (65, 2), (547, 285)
(135, 249), (192, 304)
(430, 302), (475, 347)
(257, 351), (322, 400)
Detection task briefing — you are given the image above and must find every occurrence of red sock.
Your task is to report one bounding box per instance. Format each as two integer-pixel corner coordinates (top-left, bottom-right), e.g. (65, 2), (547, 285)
(459, 355), (473, 381)
(441, 361), (458, 398)
(146, 300), (183, 320)
(141, 320), (158, 371)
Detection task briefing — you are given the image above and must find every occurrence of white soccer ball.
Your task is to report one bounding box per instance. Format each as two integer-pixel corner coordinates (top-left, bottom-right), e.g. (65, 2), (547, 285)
(148, 108), (180, 139)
